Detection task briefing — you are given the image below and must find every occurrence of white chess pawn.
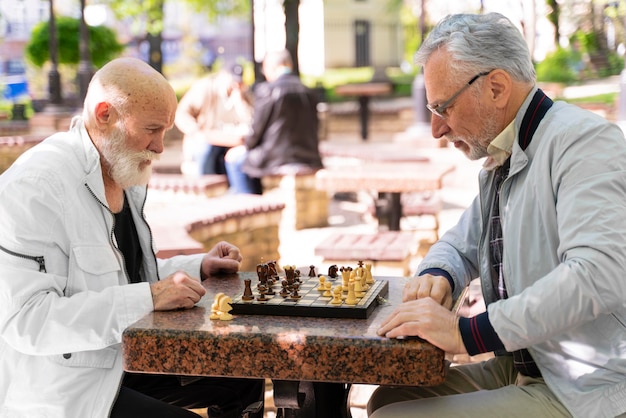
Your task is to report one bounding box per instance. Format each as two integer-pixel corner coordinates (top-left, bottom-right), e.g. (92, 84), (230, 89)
(330, 287), (343, 305)
(323, 281), (333, 297)
(345, 282), (357, 305)
(317, 275), (327, 291)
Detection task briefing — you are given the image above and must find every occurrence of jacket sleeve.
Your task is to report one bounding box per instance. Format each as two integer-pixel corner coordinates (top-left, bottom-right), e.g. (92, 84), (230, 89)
(175, 78), (210, 135)
(245, 82), (274, 150)
(157, 253), (204, 280)
(417, 194), (483, 302)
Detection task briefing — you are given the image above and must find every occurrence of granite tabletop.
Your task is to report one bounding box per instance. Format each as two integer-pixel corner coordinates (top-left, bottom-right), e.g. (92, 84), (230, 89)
(122, 270), (447, 386)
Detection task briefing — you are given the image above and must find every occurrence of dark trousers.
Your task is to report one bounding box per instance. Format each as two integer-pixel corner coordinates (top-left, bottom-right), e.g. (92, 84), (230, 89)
(196, 145), (229, 175)
(110, 373), (264, 418)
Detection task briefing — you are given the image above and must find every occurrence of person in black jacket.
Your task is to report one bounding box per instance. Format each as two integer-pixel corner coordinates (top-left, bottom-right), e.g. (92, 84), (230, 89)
(225, 49), (324, 194)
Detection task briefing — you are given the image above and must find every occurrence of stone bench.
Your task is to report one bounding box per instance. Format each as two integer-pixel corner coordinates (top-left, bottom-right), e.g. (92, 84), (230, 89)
(314, 231), (417, 276)
(367, 191), (442, 241)
(148, 173), (229, 198)
(262, 170), (329, 231)
(400, 191), (442, 241)
(146, 194), (285, 272)
(0, 134), (46, 174)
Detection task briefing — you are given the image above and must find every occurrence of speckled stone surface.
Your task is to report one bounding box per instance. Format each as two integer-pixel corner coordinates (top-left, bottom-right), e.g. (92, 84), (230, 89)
(123, 271), (447, 386)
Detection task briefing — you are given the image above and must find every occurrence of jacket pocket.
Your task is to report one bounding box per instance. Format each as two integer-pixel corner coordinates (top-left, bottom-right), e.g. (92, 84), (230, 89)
(50, 345), (118, 369)
(68, 245), (122, 295)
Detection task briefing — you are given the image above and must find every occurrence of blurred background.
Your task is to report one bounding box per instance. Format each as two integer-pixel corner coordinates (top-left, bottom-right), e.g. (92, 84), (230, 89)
(1, 0), (625, 121)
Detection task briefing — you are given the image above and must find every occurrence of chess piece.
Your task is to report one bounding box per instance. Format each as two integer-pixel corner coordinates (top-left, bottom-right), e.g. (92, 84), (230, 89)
(340, 266), (351, 291)
(284, 265), (295, 284)
(308, 265), (316, 277)
(267, 260), (279, 279)
(328, 265), (338, 278)
(265, 284), (276, 295)
(323, 281), (332, 297)
(365, 263), (374, 284)
(318, 275), (327, 291)
(257, 286), (269, 301)
(290, 283), (302, 299)
(242, 279), (254, 301)
(345, 282), (357, 305)
(354, 279), (365, 298)
(210, 293), (234, 320)
(330, 287), (343, 305)
(280, 279), (290, 297)
(336, 285), (346, 300)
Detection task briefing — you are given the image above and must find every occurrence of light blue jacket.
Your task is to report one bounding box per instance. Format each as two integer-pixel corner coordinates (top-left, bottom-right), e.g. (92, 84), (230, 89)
(419, 89), (626, 418)
(0, 118), (204, 417)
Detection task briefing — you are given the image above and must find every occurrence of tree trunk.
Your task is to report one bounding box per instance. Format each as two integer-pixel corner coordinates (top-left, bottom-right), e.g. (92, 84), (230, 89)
(284, 0), (300, 75)
(147, 0), (164, 74)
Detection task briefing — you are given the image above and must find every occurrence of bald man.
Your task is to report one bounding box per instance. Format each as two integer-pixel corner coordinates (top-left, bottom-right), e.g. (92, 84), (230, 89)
(0, 58), (263, 418)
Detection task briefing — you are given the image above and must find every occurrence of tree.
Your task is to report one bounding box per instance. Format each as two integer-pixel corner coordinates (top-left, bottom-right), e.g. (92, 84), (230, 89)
(284, 0), (300, 75)
(24, 16), (124, 68)
(546, 0), (560, 44)
(105, 0), (250, 73)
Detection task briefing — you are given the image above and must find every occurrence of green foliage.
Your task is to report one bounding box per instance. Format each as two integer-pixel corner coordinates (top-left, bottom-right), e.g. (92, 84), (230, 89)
(565, 92), (617, 106)
(24, 17), (124, 68)
(300, 66), (413, 103)
(105, 0), (249, 35)
(572, 30), (598, 53)
(106, 0), (165, 35)
(536, 47), (580, 83)
(605, 52), (625, 77)
(569, 30), (624, 79)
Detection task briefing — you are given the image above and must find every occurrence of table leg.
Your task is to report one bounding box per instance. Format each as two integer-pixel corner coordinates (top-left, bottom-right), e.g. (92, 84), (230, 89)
(375, 192), (402, 231)
(358, 96), (370, 140)
(273, 380), (352, 418)
(388, 192), (402, 231)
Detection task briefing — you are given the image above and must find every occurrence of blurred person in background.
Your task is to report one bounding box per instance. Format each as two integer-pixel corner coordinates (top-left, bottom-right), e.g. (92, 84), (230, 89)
(175, 63), (252, 178)
(225, 49), (323, 194)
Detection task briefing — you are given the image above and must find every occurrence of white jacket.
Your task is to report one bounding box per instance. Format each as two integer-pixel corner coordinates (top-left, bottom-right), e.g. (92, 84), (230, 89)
(0, 118), (204, 417)
(419, 91), (626, 418)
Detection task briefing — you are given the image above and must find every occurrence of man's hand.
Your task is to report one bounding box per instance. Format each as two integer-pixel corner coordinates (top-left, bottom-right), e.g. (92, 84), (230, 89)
(150, 271), (207, 311)
(200, 241), (243, 279)
(403, 273), (453, 309)
(377, 297), (467, 355)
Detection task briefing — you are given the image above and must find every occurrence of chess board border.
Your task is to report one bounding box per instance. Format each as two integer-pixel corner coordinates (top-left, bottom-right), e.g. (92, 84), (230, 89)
(230, 277), (389, 319)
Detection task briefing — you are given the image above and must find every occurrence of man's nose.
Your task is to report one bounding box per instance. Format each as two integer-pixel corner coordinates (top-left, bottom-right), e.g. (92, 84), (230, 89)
(148, 137), (164, 154)
(431, 115), (449, 139)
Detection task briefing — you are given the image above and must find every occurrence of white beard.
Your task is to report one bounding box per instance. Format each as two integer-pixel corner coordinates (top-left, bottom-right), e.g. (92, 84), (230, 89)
(99, 122), (159, 189)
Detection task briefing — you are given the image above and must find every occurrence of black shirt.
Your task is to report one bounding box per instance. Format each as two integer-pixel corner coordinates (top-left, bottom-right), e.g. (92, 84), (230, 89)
(113, 194), (143, 283)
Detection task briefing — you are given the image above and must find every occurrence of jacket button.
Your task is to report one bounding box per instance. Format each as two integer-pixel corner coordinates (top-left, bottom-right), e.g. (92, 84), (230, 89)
(63, 353), (71, 359)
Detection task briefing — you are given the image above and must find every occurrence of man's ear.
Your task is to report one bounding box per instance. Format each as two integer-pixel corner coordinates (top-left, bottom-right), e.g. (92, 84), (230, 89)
(485, 69), (512, 109)
(94, 102), (111, 125)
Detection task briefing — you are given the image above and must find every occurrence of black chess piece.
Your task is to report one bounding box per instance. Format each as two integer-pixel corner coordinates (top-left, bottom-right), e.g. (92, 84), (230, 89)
(242, 279), (255, 301)
(267, 260), (279, 279)
(328, 265), (338, 278)
(280, 279), (290, 298)
(257, 285), (269, 301)
(290, 283), (302, 299)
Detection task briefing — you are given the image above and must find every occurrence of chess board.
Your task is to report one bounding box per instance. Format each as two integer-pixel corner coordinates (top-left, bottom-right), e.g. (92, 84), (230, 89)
(230, 275), (389, 319)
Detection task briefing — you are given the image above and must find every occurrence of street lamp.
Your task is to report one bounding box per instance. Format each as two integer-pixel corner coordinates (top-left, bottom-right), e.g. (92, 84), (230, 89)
(47, 0), (62, 106)
(78, 0), (93, 104)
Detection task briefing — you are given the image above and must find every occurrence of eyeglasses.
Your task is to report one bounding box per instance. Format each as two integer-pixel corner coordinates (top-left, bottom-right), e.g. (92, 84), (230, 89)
(426, 71), (491, 118)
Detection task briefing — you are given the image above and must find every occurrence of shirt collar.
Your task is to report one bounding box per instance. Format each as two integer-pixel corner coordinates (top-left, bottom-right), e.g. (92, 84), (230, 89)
(483, 120), (515, 171)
